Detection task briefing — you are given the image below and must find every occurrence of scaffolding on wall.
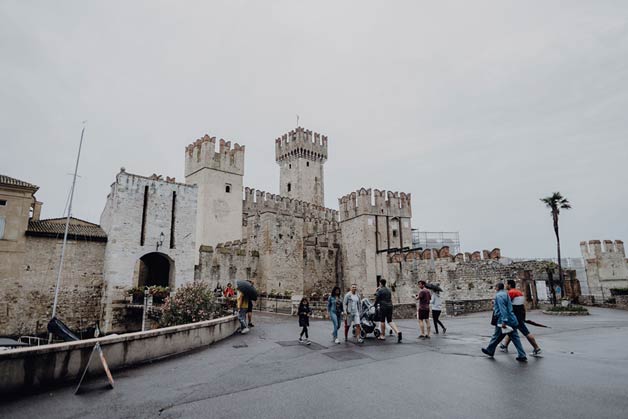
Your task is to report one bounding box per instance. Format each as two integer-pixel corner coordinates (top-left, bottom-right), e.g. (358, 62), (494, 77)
(411, 230), (461, 255)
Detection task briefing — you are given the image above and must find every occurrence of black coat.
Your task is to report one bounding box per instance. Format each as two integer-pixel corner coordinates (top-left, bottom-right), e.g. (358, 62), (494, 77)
(298, 303), (311, 327)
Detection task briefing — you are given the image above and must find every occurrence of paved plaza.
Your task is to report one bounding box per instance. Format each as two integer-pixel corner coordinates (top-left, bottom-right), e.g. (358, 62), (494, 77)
(2, 307), (628, 419)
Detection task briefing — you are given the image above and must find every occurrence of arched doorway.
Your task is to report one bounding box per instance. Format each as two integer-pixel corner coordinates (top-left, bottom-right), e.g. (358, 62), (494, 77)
(135, 252), (174, 288)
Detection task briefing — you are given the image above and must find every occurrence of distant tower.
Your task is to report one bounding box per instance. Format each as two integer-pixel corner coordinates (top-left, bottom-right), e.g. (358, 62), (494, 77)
(184, 135), (245, 249)
(275, 127), (327, 206)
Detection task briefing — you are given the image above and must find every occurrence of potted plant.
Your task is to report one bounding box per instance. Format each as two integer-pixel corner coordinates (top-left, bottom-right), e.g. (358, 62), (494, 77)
(127, 287), (145, 304)
(148, 285), (170, 304)
(284, 290), (293, 299)
(269, 289), (277, 298)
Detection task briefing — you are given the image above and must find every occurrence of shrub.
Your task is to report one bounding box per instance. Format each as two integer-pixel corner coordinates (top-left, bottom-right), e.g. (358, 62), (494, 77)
(160, 281), (222, 327)
(546, 305), (588, 313)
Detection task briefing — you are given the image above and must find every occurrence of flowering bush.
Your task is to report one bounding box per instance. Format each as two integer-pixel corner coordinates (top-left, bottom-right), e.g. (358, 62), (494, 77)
(160, 281), (223, 326)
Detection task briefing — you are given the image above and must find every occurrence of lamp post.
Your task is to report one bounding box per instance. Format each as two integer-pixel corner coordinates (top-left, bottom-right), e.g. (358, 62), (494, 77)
(156, 232), (165, 251)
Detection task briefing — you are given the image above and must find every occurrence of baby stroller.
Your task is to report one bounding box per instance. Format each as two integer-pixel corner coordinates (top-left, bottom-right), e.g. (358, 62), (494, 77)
(352, 298), (382, 339)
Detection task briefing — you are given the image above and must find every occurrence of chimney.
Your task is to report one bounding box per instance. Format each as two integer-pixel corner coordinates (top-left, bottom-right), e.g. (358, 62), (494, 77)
(32, 201), (43, 221)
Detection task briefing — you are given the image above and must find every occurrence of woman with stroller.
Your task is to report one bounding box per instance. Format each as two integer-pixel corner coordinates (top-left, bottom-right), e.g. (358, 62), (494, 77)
(298, 297), (312, 345)
(327, 286), (343, 344)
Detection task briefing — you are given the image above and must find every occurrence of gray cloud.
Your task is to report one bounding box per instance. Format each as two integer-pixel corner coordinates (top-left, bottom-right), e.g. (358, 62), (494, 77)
(1, 0), (626, 258)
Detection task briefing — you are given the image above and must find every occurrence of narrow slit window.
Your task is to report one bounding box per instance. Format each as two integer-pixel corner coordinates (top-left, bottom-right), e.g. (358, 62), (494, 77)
(287, 183), (291, 192)
(140, 185), (148, 245)
(225, 184), (231, 193)
(170, 191), (176, 249)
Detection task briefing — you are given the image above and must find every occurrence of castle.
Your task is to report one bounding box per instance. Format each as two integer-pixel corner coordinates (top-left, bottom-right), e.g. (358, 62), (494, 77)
(2, 127), (621, 336)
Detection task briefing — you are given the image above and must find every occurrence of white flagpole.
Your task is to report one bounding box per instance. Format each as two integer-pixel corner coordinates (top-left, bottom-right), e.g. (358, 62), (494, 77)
(50, 122), (86, 337)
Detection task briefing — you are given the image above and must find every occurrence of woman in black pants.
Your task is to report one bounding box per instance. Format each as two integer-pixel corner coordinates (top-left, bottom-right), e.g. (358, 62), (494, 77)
(431, 290), (447, 334)
(298, 297), (312, 345)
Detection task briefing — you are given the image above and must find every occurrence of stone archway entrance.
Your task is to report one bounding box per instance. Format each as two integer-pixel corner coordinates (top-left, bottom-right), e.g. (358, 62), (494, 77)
(135, 252), (174, 288)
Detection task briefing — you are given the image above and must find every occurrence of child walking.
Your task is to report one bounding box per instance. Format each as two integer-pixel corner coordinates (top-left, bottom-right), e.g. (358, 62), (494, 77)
(298, 297), (312, 345)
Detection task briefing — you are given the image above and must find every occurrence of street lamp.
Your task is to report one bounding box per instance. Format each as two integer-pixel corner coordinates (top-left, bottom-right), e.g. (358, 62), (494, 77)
(156, 231), (165, 251)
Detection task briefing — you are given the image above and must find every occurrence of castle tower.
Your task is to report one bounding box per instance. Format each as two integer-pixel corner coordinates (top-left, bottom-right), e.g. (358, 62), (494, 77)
(184, 135), (245, 250)
(275, 127), (327, 207)
(338, 188), (413, 294)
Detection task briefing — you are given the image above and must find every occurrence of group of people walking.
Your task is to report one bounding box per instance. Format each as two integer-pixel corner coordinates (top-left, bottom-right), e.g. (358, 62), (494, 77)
(301, 279), (447, 345)
(236, 276), (542, 363)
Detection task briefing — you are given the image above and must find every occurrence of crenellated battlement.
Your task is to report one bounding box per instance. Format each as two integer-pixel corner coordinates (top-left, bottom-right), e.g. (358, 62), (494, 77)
(338, 188), (412, 221)
(580, 239), (625, 259)
(275, 127), (328, 163)
(387, 246), (501, 263)
(243, 187), (338, 222)
(184, 134), (245, 177)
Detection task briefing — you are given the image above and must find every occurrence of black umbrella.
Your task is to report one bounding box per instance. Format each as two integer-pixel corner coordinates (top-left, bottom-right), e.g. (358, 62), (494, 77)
(236, 280), (258, 301)
(426, 283), (443, 293)
(525, 319), (551, 328)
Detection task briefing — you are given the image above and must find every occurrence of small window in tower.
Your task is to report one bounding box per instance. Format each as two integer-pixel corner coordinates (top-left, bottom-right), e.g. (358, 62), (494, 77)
(289, 164), (292, 169)
(0, 200), (6, 206)
(307, 161), (310, 167)
(287, 183), (292, 192)
(225, 184), (232, 193)
(393, 230), (398, 238)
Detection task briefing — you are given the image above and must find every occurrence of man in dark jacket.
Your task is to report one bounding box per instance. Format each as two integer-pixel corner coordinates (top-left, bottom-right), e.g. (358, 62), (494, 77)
(375, 279), (402, 343)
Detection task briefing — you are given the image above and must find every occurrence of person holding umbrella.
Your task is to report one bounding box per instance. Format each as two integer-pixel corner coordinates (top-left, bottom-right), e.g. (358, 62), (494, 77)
(236, 288), (250, 334)
(236, 280), (258, 334)
(481, 282), (527, 362)
(500, 279), (542, 356)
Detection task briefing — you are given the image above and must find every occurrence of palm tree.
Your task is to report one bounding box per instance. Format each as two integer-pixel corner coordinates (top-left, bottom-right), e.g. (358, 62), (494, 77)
(540, 192), (572, 306)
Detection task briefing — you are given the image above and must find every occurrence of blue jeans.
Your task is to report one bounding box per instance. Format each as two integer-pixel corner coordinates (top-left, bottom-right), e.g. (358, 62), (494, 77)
(330, 312), (341, 338)
(486, 326), (526, 358)
(238, 309), (248, 329)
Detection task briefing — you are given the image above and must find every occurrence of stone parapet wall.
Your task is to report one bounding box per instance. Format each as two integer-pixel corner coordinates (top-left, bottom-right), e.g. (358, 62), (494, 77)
(275, 127), (328, 162)
(0, 315), (238, 395)
(184, 134), (245, 177)
(243, 188), (338, 222)
(338, 188), (411, 221)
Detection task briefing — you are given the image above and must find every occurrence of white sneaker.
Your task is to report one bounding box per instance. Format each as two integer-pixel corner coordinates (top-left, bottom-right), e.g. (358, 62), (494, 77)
(241, 328), (250, 334)
(335, 338), (340, 344)
(305, 339), (311, 345)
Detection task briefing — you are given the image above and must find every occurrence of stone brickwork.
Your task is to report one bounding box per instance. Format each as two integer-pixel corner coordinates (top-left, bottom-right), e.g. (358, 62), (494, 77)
(275, 127), (327, 207)
(2, 237), (105, 336)
(339, 188), (412, 296)
(99, 170), (197, 333)
(196, 241), (259, 289)
(185, 135), (245, 251)
(581, 240), (628, 299)
(385, 247), (559, 315)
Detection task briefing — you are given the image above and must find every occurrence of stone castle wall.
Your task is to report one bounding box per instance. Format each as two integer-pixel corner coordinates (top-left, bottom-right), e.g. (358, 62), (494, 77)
(99, 170), (197, 333)
(581, 240), (628, 299)
(2, 237), (105, 336)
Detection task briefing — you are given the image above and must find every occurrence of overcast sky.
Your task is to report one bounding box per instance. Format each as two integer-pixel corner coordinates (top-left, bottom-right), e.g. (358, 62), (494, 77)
(1, 1), (627, 258)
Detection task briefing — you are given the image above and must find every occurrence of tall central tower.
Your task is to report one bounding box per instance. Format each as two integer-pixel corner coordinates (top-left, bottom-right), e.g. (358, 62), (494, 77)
(275, 127), (327, 206)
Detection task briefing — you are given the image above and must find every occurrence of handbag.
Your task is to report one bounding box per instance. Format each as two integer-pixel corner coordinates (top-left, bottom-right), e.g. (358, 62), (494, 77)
(335, 298), (343, 315)
(491, 313), (498, 326)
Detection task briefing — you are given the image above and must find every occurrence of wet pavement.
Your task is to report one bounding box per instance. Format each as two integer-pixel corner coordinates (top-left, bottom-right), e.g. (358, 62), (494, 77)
(2, 307), (627, 419)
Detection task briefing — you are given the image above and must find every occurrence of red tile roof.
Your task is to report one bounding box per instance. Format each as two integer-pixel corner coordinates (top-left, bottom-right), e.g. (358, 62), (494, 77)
(26, 217), (107, 242)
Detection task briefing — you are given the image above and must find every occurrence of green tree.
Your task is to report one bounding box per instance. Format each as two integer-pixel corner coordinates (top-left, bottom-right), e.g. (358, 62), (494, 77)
(540, 192), (572, 306)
